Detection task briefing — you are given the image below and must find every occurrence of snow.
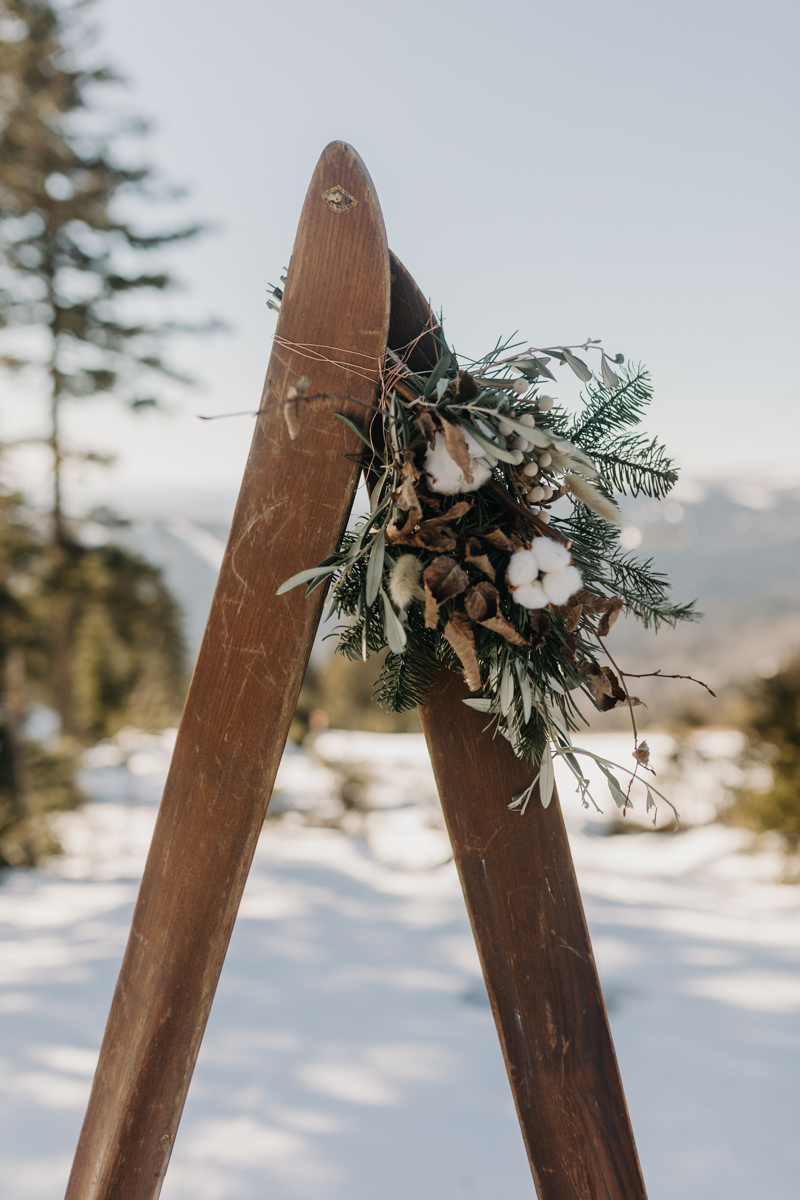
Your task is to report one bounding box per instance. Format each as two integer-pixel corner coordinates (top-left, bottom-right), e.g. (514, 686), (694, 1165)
(1, 728), (799, 1199)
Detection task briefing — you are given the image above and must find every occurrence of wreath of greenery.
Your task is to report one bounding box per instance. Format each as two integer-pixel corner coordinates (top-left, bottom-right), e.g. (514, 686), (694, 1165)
(279, 329), (697, 819)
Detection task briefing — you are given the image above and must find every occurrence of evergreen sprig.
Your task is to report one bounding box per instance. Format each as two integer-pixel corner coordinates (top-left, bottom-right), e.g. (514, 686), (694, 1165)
(279, 329), (698, 817)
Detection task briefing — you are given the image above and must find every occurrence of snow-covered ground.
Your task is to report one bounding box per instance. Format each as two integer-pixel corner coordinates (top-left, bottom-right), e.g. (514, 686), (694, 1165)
(1, 728), (799, 1199)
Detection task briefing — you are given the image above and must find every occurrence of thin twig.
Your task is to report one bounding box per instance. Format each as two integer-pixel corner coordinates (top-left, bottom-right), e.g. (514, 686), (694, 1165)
(621, 669), (716, 697)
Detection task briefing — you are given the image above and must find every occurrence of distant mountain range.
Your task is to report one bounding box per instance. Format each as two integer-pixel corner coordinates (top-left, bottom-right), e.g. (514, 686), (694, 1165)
(103, 479), (800, 722)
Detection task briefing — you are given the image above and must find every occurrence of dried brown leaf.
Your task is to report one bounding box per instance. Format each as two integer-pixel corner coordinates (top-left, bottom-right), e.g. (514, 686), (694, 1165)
(597, 596), (624, 638)
(443, 612), (482, 692)
(464, 581), (529, 647)
(414, 410), (439, 445)
(455, 370), (479, 401)
(481, 527), (512, 551)
(528, 610), (552, 649)
(464, 536), (495, 581)
(441, 420), (474, 484)
(419, 500), (473, 528)
(423, 555), (469, 603)
(413, 523), (458, 552)
(578, 662), (643, 712)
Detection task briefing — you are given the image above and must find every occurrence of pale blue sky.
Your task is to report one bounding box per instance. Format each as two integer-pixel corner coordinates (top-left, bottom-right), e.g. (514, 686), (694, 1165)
(4, 0), (799, 507)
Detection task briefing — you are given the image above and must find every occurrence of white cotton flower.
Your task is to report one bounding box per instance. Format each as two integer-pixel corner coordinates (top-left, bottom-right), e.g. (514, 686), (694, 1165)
(530, 538), (571, 573)
(541, 565), (583, 606)
(424, 429), (495, 495)
(513, 581), (549, 609)
(506, 548), (540, 588)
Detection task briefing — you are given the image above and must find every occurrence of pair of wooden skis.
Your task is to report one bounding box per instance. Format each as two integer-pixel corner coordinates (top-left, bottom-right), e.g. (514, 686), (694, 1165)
(65, 143), (648, 1199)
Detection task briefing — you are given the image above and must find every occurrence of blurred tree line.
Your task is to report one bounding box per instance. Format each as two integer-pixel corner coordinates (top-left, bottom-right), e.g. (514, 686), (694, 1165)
(0, 0), (214, 864)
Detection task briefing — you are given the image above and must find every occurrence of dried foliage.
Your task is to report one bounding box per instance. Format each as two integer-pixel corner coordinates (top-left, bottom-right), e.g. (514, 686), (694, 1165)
(280, 330), (697, 816)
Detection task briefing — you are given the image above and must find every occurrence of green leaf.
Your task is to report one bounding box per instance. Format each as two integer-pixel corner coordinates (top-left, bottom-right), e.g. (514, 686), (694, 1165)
(332, 412), (376, 451)
(365, 531), (385, 607)
(458, 421), (517, 464)
(599, 763), (629, 809)
(562, 348), (593, 382)
(463, 697), (492, 711)
(276, 561), (339, 595)
(600, 357), (620, 389)
(422, 354), (452, 399)
(539, 748), (555, 808)
(500, 415), (555, 449)
(514, 658), (532, 723)
(500, 663), (515, 715)
(380, 589), (407, 654)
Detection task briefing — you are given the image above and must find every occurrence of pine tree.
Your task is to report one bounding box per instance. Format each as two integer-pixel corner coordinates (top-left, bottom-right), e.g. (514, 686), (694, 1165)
(0, 0), (212, 738)
(0, 0), (213, 542)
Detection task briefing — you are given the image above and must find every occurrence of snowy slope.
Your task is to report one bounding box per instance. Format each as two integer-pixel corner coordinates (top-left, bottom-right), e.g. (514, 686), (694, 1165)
(1, 731), (799, 1199)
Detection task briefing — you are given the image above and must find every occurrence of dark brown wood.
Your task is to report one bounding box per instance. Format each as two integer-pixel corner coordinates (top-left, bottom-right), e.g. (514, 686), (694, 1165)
(65, 142), (391, 1200)
(419, 670), (648, 1200)
(387, 261), (647, 1198)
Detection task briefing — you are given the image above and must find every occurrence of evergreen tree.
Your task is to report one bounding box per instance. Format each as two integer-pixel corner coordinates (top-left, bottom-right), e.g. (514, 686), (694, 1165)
(0, 0), (212, 542)
(0, 0), (212, 740)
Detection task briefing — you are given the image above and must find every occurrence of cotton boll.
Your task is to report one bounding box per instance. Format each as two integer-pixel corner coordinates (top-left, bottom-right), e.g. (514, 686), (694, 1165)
(513, 580), (549, 609)
(530, 538), (571, 573)
(424, 431), (494, 495)
(506, 548), (540, 587)
(541, 565), (582, 606)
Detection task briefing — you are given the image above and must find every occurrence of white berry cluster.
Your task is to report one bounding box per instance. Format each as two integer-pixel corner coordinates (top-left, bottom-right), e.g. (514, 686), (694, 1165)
(506, 540), (582, 609)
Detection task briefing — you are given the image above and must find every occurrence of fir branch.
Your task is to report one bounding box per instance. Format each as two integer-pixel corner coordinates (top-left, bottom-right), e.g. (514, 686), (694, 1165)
(568, 366), (652, 445)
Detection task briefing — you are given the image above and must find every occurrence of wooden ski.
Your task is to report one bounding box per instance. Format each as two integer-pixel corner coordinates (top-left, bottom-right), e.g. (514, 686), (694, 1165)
(65, 142), (391, 1200)
(388, 259), (648, 1199)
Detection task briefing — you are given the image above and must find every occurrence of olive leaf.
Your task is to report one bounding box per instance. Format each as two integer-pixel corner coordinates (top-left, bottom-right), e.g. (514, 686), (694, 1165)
(562, 348), (593, 382)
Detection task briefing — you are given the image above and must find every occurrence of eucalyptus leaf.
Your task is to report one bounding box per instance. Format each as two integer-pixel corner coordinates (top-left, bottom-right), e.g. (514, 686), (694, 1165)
(380, 589), (408, 654)
(422, 354), (452, 399)
(500, 663), (515, 716)
(365, 531), (385, 606)
(332, 412), (375, 450)
(600, 357), (620, 389)
(539, 749), (555, 808)
(515, 658), (532, 723)
(562, 348), (593, 382)
(276, 561), (339, 595)
(599, 764), (629, 809)
(459, 421), (518, 464)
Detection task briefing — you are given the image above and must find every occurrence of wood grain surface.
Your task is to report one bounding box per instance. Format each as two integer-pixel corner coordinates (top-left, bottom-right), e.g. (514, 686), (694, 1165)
(65, 142), (391, 1200)
(387, 262), (648, 1198)
(419, 671), (648, 1199)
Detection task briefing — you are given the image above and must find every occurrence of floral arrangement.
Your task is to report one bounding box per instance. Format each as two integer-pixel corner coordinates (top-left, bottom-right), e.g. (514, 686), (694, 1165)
(279, 329), (698, 818)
